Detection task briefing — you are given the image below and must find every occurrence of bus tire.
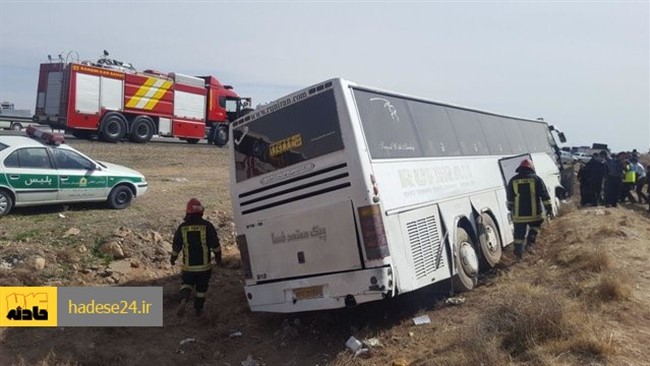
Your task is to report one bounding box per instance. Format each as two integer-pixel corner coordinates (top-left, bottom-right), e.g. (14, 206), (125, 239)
(213, 124), (229, 146)
(108, 185), (133, 209)
(0, 189), (14, 216)
(129, 116), (154, 143)
(452, 227), (478, 292)
(185, 138), (200, 144)
(478, 213), (502, 270)
(11, 123), (23, 131)
(100, 112), (127, 143)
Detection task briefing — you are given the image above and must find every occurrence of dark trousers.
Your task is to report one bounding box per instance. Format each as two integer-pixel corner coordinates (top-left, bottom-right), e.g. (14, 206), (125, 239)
(590, 178), (604, 205)
(180, 270), (212, 310)
(620, 182), (637, 203)
(604, 177), (622, 206)
(636, 177), (648, 203)
(579, 182), (590, 206)
(513, 219), (543, 257)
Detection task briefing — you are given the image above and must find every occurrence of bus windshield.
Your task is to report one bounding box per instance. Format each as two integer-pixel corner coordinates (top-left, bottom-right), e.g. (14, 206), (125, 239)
(232, 90), (344, 182)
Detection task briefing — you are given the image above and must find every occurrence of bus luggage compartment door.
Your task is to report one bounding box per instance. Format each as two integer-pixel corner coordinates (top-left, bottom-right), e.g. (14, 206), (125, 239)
(246, 200), (362, 282)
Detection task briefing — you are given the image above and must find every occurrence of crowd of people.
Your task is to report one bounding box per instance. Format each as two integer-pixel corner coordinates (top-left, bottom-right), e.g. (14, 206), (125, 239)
(577, 149), (649, 211)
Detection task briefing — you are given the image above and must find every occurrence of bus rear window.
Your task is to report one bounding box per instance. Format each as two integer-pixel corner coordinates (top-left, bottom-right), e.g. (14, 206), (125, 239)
(232, 90), (344, 182)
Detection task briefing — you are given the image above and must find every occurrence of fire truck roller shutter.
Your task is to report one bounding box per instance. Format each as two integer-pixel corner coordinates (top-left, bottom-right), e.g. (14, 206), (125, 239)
(99, 112), (127, 143)
(129, 115), (155, 143)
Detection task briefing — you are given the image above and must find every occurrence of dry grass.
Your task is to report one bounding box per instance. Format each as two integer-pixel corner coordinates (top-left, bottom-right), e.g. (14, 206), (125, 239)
(419, 283), (613, 365)
(592, 273), (632, 303)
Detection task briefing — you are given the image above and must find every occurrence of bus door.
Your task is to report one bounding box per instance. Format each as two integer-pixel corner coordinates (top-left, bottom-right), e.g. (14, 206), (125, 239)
(498, 153), (532, 188)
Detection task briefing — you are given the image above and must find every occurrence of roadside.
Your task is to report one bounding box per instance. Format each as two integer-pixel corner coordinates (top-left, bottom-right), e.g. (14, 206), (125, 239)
(0, 142), (648, 365)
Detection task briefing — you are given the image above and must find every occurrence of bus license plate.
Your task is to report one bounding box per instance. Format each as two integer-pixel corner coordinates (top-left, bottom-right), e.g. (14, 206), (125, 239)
(294, 286), (323, 300)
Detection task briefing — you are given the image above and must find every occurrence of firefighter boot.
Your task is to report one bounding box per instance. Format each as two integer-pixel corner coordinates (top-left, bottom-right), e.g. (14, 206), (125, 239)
(526, 230), (539, 254)
(514, 244), (524, 262)
(177, 287), (191, 317)
(194, 297), (206, 316)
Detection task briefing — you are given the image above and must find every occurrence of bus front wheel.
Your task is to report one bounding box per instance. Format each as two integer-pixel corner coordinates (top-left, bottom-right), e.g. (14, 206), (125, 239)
(452, 227), (478, 292)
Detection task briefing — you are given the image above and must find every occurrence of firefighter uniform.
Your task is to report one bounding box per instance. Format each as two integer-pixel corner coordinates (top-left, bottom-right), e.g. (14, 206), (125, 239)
(171, 198), (221, 316)
(506, 159), (553, 260)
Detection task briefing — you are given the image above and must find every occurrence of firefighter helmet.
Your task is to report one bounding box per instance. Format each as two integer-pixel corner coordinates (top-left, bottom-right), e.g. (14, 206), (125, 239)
(517, 159), (535, 172)
(186, 198), (204, 215)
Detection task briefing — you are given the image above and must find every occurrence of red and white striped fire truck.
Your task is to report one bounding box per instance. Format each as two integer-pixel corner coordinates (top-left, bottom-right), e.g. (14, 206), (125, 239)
(34, 54), (249, 145)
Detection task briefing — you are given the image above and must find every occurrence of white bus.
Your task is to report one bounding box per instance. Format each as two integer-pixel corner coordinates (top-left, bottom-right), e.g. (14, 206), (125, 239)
(229, 78), (566, 313)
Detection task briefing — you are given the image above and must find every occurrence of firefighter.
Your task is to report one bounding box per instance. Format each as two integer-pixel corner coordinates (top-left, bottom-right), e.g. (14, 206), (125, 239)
(506, 159), (554, 261)
(170, 198), (222, 316)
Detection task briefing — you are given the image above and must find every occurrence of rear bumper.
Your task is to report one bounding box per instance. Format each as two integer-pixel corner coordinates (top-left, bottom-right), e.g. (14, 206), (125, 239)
(244, 266), (393, 313)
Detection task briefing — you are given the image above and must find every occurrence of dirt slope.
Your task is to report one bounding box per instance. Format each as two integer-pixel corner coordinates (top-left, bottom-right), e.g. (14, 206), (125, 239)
(0, 141), (648, 366)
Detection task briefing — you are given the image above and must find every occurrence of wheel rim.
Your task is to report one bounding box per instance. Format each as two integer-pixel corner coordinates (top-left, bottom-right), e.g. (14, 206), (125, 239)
(136, 123), (150, 138)
(116, 190), (129, 204)
(485, 225), (499, 253)
(217, 129), (227, 142)
(459, 241), (478, 276)
(0, 195), (7, 212)
(107, 120), (121, 136)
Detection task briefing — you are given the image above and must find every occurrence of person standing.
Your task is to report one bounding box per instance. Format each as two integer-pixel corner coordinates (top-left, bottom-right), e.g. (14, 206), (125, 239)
(171, 198), (222, 316)
(603, 152), (625, 207)
(506, 159), (554, 261)
(587, 152), (607, 206)
(577, 161), (591, 206)
(621, 158), (637, 203)
(631, 157), (647, 204)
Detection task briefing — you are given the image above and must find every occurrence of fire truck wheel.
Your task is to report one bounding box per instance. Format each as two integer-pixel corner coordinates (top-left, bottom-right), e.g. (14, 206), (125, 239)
(108, 185), (133, 209)
(0, 189), (14, 216)
(129, 116), (154, 143)
(11, 123), (23, 131)
(452, 227), (478, 292)
(213, 125), (229, 146)
(478, 213), (502, 270)
(100, 113), (127, 143)
(185, 138), (200, 144)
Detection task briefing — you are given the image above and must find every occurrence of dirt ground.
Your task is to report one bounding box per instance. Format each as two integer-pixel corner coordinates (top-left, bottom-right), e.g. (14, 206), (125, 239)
(0, 140), (649, 366)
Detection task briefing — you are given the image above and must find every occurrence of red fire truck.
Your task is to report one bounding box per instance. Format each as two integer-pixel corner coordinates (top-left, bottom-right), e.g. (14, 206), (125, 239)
(34, 54), (249, 145)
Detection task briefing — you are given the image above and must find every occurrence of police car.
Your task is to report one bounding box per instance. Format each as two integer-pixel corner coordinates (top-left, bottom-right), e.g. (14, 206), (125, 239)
(0, 127), (147, 216)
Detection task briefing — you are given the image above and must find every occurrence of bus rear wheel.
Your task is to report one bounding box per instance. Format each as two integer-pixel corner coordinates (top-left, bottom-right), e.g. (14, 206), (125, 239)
(11, 123), (23, 131)
(478, 213), (502, 270)
(452, 227), (478, 292)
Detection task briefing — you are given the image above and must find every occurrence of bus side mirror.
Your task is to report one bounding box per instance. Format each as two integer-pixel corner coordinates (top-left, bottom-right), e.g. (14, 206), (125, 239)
(558, 132), (567, 143)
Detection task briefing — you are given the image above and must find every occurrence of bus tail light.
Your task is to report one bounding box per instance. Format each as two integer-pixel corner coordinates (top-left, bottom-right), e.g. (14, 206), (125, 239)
(236, 234), (253, 280)
(370, 174), (379, 196)
(358, 204), (390, 260)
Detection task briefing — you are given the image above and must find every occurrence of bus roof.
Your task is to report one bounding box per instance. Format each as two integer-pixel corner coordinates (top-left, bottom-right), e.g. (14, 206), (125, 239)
(233, 78), (551, 128)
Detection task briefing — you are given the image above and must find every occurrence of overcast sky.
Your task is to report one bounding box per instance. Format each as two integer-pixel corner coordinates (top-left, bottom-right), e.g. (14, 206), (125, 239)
(1, 1), (648, 152)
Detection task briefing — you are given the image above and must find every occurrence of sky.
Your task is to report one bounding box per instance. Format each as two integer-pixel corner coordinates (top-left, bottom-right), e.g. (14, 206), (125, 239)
(0, 1), (648, 152)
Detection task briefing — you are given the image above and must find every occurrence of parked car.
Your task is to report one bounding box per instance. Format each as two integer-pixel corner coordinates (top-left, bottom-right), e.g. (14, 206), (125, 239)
(572, 152), (592, 163)
(0, 128), (148, 216)
(560, 150), (575, 165)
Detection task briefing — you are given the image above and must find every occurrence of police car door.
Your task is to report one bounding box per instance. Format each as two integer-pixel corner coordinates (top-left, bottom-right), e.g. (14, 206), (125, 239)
(51, 148), (108, 201)
(3, 147), (59, 203)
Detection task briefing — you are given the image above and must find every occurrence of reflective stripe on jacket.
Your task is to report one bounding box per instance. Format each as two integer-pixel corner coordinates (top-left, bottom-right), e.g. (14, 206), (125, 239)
(172, 216), (220, 272)
(506, 170), (553, 223)
(623, 164), (636, 183)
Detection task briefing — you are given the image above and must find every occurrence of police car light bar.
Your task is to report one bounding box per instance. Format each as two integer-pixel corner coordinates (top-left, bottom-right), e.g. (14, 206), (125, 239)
(26, 126), (65, 146)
